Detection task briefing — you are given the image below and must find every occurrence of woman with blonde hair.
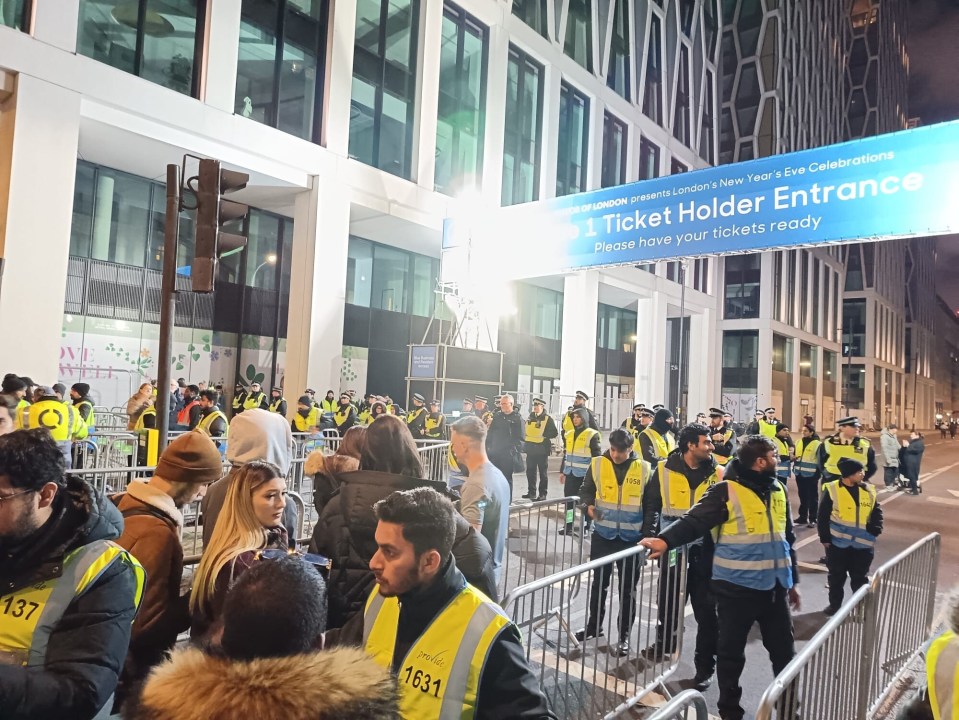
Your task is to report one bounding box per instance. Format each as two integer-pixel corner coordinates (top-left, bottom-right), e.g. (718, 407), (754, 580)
(190, 461), (289, 642)
(127, 382), (155, 430)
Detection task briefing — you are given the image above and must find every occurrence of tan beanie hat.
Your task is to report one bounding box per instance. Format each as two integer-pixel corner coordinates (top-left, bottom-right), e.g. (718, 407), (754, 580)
(155, 431), (223, 485)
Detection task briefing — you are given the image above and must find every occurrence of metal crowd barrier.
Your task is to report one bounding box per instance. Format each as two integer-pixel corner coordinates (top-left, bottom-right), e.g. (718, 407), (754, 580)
(646, 690), (710, 720)
(503, 544), (688, 719)
(756, 532), (941, 720)
(498, 496), (587, 602)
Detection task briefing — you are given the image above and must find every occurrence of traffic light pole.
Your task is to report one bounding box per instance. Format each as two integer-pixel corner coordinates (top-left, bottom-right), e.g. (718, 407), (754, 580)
(156, 164), (181, 455)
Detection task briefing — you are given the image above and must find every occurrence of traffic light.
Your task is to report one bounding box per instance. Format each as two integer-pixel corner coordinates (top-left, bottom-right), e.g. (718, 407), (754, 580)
(192, 159), (249, 293)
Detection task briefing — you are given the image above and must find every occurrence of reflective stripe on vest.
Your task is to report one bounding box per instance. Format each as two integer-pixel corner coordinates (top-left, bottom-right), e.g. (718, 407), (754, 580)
(406, 407), (426, 426)
(14, 399), (30, 429)
(795, 438), (821, 476)
(232, 394), (245, 410)
(75, 400), (96, 428)
(335, 406), (355, 427)
(292, 408), (321, 432)
(27, 400), (75, 442)
(564, 428), (599, 477)
(268, 398), (285, 413)
(134, 406), (156, 431)
(640, 428), (675, 460)
(822, 437), (871, 477)
(525, 416), (549, 443)
(927, 630), (959, 720)
(773, 437), (791, 478)
(591, 456), (650, 542)
(658, 460), (722, 521)
(320, 399), (337, 413)
(713, 481), (793, 591)
(0, 540), (145, 667)
(244, 392), (266, 411)
(363, 584), (511, 720)
(197, 410), (229, 437)
(824, 480), (877, 549)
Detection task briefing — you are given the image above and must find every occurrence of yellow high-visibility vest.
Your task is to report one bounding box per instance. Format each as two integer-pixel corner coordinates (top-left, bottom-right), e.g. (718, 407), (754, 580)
(27, 400), (78, 442)
(564, 428), (599, 477)
(795, 437), (821, 476)
(425, 414), (445, 439)
(292, 407), (321, 432)
(823, 480), (877, 549)
(641, 427), (676, 461)
(591, 456), (650, 542)
(134, 406), (156, 431)
(334, 406), (355, 428)
(927, 630), (959, 720)
(525, 414), (550, 444)
(758, 418), (778, 438)
(243, 392), (267, 411)
(658, 460), (722, 520)
(197, 409), (229, 437)
(364, 583), (510, 720)
(14, 399), (30, 429)
(821, 436), (871, 477)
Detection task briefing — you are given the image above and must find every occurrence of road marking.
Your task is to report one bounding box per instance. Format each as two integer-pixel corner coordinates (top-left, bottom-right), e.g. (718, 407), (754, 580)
(798, 561), (828, 572)
(927, 496), (959, 508)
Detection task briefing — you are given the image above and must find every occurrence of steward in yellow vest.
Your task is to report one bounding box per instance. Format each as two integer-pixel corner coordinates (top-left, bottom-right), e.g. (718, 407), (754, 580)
(925, 628), (959, 720)
(523, 398), (557, 500)
(292, 396), (322, 433)
(707, 408), (735, 466)
(424, 400), (446, 440)
(0, 430), (146, 719)
(268, 388), (287, 416)
(320, 391), (337, 414)
(561, 390), (599, 440)
(231, 384), (247, 417)
(817, 416), (877, 482)
(818, 457), (882, 615)
(196, 391), (229, 439)
(363, 487), (553, 719)
(334, 393), (357, 434)
(793, 426), (822, 525)
(772, 424), (794, 482)
(405, 393), (428, 439)
(243, 383), (268, 411)
(27, 390), (88, 469)
(640, 434), (800, 711)
(70, 383), (96, 430)
(638, 408), (676, 465)
(621, 404), (647, 445)
(559, 408), (600, 535)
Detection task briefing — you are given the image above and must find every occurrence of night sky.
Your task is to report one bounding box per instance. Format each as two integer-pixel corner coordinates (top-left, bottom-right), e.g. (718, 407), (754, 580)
(909, 0), (959, 312)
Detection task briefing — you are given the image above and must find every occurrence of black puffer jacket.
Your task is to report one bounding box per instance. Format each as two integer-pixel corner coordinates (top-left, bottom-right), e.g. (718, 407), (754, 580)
(0, 477), (141, 720)
(309, 470), (497, 629)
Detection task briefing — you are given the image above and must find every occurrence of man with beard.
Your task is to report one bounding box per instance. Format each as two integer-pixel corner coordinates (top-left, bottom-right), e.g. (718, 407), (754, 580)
(364, 487), (555, 718)
(0, 429), (145, 720)
(638, 407), (676, 465)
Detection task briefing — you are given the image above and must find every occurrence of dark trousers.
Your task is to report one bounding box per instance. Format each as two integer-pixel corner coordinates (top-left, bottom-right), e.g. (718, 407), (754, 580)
(490, 452), (514, 498)
(716, 585), (796, 720)
(655, 545), (718, 673)
(525, 450), (549, 497)
(826, 545), (873, 609)
(883, 465), (899, 487)
(562, 473), (588, 530)
(795, 474), (819, 522)
(585, 535), (640, 640)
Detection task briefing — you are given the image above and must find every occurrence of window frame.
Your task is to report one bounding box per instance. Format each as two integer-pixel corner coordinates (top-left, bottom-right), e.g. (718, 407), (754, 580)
(600, 111), (628, 189)
(502, 44), (545, 206)
(556, 81), (590, 197)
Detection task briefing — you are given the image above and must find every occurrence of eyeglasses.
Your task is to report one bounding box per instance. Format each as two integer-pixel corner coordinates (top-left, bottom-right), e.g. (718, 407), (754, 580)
(0, 488), (34, 507)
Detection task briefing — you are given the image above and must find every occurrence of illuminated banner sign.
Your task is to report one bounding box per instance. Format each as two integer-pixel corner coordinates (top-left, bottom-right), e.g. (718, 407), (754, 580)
(443, 120), (959, 275)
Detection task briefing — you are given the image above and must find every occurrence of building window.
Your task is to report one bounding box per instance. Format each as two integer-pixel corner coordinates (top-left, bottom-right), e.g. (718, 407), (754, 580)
(350, 0), (419, 178)
(512, 0), (548, 38)
(843, 298), (867, 356)
(693, 258), (709, 293)
(556, 83), (589, 197)
(700, 69), (715, 163)
(502, 46), (543, 206)
(642, 14), (663, 123)
(601, 112), (627, 188)
(607, 0), (630, 98)
(799, 342), (816, 378)
(679, 0), (694, 37)
(673, 45), (691, 145)
(703, 0), (718, 56)
(563, 0), (592, 71)
(772, 333), (793, 373)
(843, 363), (866, 408)
(671, 159), (688, 174)
(812, 258), (821, 334)
(235, 0), (327, 142)
(597, 304), (637, 351)
(823, 350), (838, 383)
(723, 253), (760, 319)
(722, 330), (758, 391)
(639, 137), (660, 179)
(346, 236), (438, 316)
(505, 283), (564, 340)
(435, 4), (488, 194)
(77, 0), (204, 96)
(1, 0), (30, 30)
(845, 245), (863, 291)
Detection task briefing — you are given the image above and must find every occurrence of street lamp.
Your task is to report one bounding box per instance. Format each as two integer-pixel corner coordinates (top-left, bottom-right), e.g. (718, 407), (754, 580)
(250, 253), (277, 286)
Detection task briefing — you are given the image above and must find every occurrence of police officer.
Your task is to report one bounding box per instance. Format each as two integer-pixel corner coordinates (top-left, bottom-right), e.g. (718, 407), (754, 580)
(243, 382), (269, 411)
(473, 396), (493, 425)
(641, 435), (801, 720)
(559, 407), (601, 535)
(406, 393), (428, 439)
(818, 416), (877, 483)
(773, 423), (794, 483)
(621, 404), (646, 445)
(27, 386), (89, 469)
(268, 387), (287, 416)
(292, 395), (321, 434)
(758, 407), (779, 438)
(231, 383), (247, 417)
(576, 428), (652, 656)
(708, 407), (735, 466)
(638, 408), (676, 465)
(304, 388), (319, 409)
(639, 423), (722, 688)
(335, 392), (358, 434)
(561, 390), (600, 440)
(320, 390), (337, 414)
(744, 410), (764, 436)
(524, 398), (557, 501)
(461, 397), (474, 418)
(196, 389), (229, 440)
(793, 425), (822, 527)
(818, 457), (883, 616)
(425, 399), (446, 440)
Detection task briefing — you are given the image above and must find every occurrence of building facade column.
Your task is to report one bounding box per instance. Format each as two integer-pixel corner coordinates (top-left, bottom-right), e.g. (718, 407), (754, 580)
(32, 1), (79, 52)
(414, 0), (443, 189)
(284, 175), (350, 411)
(0, 75), (80, 380)
(634, 291), (667, 405)
(323, 0), (358, 154)
(559, 270), (599, 404)
(204, 0), (242, 113)
(686, 307), (715, 415)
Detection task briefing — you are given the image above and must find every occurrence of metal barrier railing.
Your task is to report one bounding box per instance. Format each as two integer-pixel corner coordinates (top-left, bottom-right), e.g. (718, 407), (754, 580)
(503, 544), (688, 719)
(646, 689), (710, 720)
(756, 532), (941, 720)
(498, 496), (587, 602)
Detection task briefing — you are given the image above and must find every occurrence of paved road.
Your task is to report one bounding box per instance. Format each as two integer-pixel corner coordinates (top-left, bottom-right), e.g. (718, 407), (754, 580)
(513, 436), (959, 718)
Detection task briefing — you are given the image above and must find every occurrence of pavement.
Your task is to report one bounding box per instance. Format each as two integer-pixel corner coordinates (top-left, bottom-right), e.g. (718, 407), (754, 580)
(506, 435), (959, 718)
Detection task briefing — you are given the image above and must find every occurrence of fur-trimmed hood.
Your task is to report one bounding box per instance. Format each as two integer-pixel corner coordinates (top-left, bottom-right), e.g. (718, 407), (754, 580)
(127, 645), (399, 719)
(304, 449), (360, 478)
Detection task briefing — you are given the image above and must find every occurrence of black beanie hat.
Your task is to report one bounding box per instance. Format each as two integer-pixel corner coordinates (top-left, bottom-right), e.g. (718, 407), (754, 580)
(1, 376), (27, 393)
(837, 457), (864, 478)
(72, 383), (90, 396)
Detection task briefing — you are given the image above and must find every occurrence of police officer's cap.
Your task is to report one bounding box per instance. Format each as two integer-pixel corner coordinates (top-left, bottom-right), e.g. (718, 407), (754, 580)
(272, 386), (282, 393)
(575, 390), (589, 401)
(652, 404), (665, 411)
(462, 397), (473, 405)
(641, 408), (655, 418)
(340, 392), (351, 399)
(533, 397), (546, 406)
(475, 395), (488, 403)
(632, 404), (644, 411)
(430, 398), (440, 405)
(837, 416), (861, 427)
(412, 393), (425, 402)
(708, 407), (724, 417)
(764, 407), (776, 413)
(837, 457), (865, 477)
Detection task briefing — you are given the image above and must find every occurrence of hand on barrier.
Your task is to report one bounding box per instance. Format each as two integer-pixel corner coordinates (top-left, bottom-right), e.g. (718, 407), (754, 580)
(640, 537), (667, 560)
(788, 586), (801, 611)
(586, 506), (597, 520)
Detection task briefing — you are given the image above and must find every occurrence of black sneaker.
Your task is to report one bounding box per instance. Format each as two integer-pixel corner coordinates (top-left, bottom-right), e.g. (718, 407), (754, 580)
(521, 493), (534, 499)
(574, 627), (603, 642)
(612, 639), (630, 657)
(640, 644), (668, 662)
(536, 494), (547, 501)
(793, 517), (806, 524)
(807, 522), (816, 529)
(692, 669), (714, 691)
(558, 526), (576, 536)
(823, 605), (839, 617)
